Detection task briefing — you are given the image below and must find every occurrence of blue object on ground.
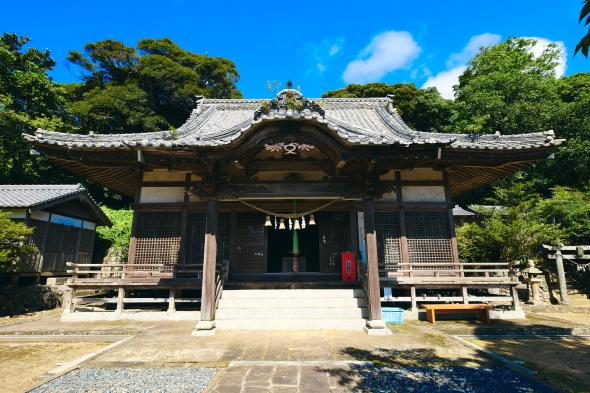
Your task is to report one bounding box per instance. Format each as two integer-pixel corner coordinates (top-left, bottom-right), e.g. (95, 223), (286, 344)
(383, 287), (393, 300)
(382, 307), (404, 324)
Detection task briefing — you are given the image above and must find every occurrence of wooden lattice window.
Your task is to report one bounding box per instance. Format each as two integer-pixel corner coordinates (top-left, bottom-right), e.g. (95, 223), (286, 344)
(318, 212), (351, 273)
(235, 213), (266, 273)
(375, 212), (401, 272)
(134, 212), (182, 271)
(185, 213), (205, 265)
(405, 210), (453, 269)
(217, 214), (231, 262)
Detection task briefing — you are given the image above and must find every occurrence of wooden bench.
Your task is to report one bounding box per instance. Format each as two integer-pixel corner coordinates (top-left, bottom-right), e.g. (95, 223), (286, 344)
(422, 304), (491, 324)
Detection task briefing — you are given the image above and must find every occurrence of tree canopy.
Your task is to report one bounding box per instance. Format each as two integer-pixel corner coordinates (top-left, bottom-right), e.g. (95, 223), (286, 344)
(449, 38), (561, 135)
(66, 38), (242, 133)
(575, 0), (590, 57)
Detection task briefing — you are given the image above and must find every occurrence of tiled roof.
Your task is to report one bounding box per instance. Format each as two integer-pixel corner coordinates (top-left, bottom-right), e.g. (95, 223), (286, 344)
(0, 184), (85, 208)
(452, 205), (476, 217)
(0, 184), (110, 226)
(23, 94), (564, 151)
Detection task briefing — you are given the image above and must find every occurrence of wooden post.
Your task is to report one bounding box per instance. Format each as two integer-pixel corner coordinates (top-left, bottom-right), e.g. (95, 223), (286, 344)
(194, 200), (218, 335)
(362, 199), (390, 335)
(511, 286), (522, 311)
(116, 288), (125, 315)
(462, 286), (469, 304)
(62, 288), (74, 314)
(168, 288), (176, 313)
(410, 286), (417, 311)
(363, 199), (382, 321)
(555, 249), (569, 305)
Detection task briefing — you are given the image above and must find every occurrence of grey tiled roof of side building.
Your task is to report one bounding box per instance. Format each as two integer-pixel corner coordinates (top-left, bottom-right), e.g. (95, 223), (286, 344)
(23, 97), (564, 150)
(0, 184), (86, 208)
(0, 184), (111, 226)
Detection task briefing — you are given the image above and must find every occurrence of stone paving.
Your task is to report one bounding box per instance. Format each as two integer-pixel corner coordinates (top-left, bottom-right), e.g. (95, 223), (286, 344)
(210, 364), (344, 393)
(0, 314), (579, 392)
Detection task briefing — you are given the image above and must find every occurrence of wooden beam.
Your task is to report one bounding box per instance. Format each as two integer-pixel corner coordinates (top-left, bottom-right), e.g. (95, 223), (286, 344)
(363, 199), (382, 322)
(217, 182), (365, 200)
(199, 200), (219, 323)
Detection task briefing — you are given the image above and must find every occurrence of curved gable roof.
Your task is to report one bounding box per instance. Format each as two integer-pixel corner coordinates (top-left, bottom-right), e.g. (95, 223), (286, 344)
(24, 94), (563, 151)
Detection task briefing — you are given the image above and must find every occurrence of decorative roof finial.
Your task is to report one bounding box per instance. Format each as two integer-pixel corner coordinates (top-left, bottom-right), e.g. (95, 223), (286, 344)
(286, 80), (293, 89)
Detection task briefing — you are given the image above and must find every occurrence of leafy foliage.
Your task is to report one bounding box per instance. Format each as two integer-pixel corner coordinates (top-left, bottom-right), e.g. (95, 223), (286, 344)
(0, 211), (35, 272)
(575, 0), (590, 57)
(66, 37), (242, 133)
(322, 82), (452, 132)
(450, 38), (561, 135)
(457, 181), (565, 264)
(0, 33), (74, 185)
(94, 207), (133, 263)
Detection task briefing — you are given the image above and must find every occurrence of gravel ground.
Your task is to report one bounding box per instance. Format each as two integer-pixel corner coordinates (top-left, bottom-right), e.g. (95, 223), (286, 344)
(348, 365), (555, 393)
(31, 368), (217, 393)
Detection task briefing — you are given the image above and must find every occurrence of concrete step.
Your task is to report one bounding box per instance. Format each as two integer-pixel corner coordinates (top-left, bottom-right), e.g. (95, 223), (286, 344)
(221, 289), (364, 299)
(216, 307), (368, 319)
(218, 297), (366, 309)
(215, 318), (367, 331)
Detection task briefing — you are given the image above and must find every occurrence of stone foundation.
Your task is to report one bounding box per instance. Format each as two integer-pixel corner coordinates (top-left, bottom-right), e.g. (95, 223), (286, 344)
(0, 285), (63, 316)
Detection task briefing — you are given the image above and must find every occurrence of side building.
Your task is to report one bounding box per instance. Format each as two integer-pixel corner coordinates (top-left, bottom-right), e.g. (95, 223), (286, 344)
(0, 184), (111, 285)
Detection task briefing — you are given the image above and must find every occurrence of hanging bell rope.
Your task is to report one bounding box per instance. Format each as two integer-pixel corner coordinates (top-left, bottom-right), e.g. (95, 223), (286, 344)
(236, 198), (343, 218)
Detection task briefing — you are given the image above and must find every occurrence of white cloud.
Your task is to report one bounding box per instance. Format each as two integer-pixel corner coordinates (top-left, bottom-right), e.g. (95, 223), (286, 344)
(329, 43), (342, 56)
(422, 65), (466, 99)
(524, 36), (567, 77)
(301, 37), (345, 75)
(447, 33), (501, 67)
(343, 31), (421, 84)
(422, 33), (501, 99)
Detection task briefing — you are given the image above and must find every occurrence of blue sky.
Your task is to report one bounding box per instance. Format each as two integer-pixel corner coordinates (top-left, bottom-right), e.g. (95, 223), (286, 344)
(2, 0), (587, 99)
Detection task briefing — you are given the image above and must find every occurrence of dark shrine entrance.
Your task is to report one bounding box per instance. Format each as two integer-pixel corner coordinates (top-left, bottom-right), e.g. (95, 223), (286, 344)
(267, 226), (320, 273)
(233, 210), (353, 278)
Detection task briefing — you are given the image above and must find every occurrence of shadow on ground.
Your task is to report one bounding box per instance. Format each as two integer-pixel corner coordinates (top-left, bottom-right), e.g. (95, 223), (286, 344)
(328, 346), (555, 393)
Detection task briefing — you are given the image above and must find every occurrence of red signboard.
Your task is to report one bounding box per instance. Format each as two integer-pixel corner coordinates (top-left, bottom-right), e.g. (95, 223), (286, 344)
(340, 251), (357, 282)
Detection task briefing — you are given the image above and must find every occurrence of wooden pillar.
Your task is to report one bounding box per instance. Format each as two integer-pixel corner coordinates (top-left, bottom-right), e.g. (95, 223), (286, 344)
(396, 172), (410, 275)
(194, 200), (218, 335)
(116, 288), (125, 315)
(410, 286), (417, 311)
(62, 288), (75, 314)
(462, 286), (469, 304)
(511, 286), (522, 311)
(363, 199), (390, 335)
(443, 171), (460, 268)
(555, 249), (569, 305)
(168, 288), (176, 313)
(127, 169), (143, 266)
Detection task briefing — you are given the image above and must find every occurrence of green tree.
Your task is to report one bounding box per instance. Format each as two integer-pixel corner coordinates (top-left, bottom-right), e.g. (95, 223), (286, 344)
(539, 73), (590, 187)
(457, 180), (564, 264)
(94, 207), (133, 263)
(575, 0), (590, 57)
(450, 38), (561, 135)
(0, 211), (35, 272)
(66, 38), (242, 133)
(322, 82), (453, 132)
(0, 33), (74, 184)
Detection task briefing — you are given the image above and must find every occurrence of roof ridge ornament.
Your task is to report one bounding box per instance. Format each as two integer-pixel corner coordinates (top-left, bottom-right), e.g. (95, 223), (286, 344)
(254, 88), (325, 120)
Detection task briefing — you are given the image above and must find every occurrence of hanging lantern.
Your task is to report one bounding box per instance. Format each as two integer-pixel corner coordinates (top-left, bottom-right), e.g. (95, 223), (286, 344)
(301, 215), (306, 229)
(309, 214), (316, 225)
(288, 218), (293, 230)
(264, 215), (272, 227)
(294, 218), (301, 230)
(279, 218), (286, 230)
(274, 216), (278, 229)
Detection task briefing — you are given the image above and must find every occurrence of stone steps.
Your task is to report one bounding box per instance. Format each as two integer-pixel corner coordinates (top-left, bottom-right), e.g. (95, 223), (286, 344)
(220, 288), (365, 299)
(215, 288), (367, 331)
